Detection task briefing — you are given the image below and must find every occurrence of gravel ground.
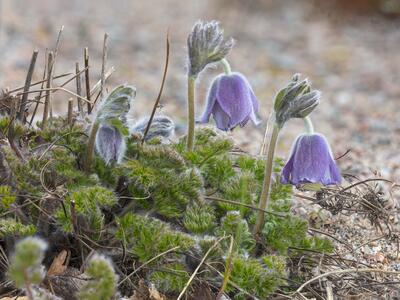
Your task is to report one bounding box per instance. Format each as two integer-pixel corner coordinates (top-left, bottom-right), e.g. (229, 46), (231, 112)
(1, 1), (400, 297)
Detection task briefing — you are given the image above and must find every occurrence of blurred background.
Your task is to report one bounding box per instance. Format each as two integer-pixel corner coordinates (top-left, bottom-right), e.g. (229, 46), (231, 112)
(1, 0), (400, 180)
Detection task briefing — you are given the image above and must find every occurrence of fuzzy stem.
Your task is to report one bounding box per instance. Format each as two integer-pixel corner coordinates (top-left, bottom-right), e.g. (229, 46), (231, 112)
(220, 58), (232, 75)
(186, 76), (197, 151)
(24, 271), (34, 300)
(253, 124), (280, 237)
(84, 121), (99, 172)
(303, 116), (314, 134)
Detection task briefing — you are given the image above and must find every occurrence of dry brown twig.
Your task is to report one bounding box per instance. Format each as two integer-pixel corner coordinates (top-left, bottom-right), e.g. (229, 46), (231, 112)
(141, 31), (170, 144)
(18, 50), (39, 123)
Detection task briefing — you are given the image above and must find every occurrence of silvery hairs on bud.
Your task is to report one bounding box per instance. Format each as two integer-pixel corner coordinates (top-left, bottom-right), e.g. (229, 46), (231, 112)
(187, 20), (234, 77)
(274, 74), (321, 128)
(132, 115), (175, 141)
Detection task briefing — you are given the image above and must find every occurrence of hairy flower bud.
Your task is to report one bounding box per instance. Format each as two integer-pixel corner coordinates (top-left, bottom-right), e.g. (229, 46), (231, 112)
(199, 72), (259, 131)
(281, 133), (342, 186)
(131, 115), (175, 141)
(93, 85), (136, 165)
(187, 20), (234, 77)
(274, 74), (320, 128)
(95, 124), (126, 164)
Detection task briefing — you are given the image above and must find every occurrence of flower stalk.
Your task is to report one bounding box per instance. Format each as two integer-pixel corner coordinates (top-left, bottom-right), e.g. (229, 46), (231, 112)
(253, 74), (321, 238)
(252, 122), (280, 237)
(186, 76), (197, 151)
(303, 116), (314, 134)
(221, 58), (232, 75)
(186, 20), (233, 151)
(84, 121), (100, 173)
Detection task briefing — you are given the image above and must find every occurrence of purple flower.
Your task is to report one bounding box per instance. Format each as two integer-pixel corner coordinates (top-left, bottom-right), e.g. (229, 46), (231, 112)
(200, 72), (259, 131)
(95, 124), (126, 164)
(281, 133), (341, 186)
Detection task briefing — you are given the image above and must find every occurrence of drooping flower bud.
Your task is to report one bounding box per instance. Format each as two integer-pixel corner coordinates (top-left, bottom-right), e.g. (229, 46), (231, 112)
(281, 133), (342, 186)
(199, 72), (259, 131)
(131, 115), (175, 141)
(93, 84), (136, 165)
(274, 74), (320, 128)
(187, 20), (234, 77)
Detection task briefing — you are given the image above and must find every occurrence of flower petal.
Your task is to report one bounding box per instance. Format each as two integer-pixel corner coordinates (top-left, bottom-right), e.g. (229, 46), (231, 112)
(215, 73), (252, 128)
(199, 75), (221, 123)
(212, 101), (232, 131)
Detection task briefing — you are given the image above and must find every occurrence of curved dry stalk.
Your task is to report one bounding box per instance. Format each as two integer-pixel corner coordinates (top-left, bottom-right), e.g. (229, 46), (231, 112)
(205, 195), (288, 218)
(142, 31), (170, 144)
(177, 235), (228, 300)
(294, 268), (400, 296)
(118, 245), (180, 287)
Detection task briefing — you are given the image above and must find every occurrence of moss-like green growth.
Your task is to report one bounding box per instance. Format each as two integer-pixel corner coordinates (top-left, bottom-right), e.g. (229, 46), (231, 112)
(116, 213), (194, 262)
(149, 263), (190, 294)
(0, 219), (36, 237)
(8, 237), (47, 288)
(0, 185), (16, 211)
(78, 254), (117, 300)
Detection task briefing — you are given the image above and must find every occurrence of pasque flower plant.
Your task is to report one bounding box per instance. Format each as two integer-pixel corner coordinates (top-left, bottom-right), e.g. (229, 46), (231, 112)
(253, 74), (341, 237)
(186, 20), (259, 147)
(186, 20), (234, 150)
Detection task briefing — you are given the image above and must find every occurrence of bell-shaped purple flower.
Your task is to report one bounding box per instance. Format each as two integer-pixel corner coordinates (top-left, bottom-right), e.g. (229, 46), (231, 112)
(200, 72), (259, 131)
(281, 133), (341, 186)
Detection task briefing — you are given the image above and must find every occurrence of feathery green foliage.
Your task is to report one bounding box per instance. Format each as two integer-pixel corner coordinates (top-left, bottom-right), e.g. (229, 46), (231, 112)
(183, 201), (216, 234)
(217, 211), (255, 254)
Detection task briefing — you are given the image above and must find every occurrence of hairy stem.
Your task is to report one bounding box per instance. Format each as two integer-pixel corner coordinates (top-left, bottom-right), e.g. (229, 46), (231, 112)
(253, 124), (280, 237)
(84, 122), (99, 172)
(220, 58), (232, 75)
(186, 76), (196, 151)
(303, 116), (314, 134)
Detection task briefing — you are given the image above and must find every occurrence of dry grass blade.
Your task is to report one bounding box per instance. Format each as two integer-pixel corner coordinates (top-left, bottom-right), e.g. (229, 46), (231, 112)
(141, 31), (170, 144)
(84, 47), (92, 113)
(100, 33), (109, 101)
(42, 51), (54, 129)
(75, 62), (83, 116)
(18, 50), (39, 123)
(29, 48), (48, 127)
(205, 195), (288, 218)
